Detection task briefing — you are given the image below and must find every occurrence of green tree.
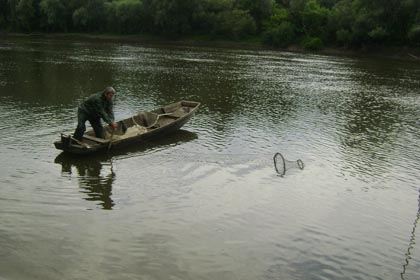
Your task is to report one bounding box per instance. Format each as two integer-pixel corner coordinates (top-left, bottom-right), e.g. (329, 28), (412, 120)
(301, 35), (323, 49)
(72, 0), (107, 32)
(408, 25), (420, 44)
(318, 0), (337, 8)
(16, 0), (39, 31)
(39, 0), (67, 31)
(72, 6), (88, 31)
(142, 0), (197, 36)
(235, 0), (275, 32)
(350, 0), (378, 44)
(106, 0), (144, 34)
(327, 0), (378, 46)
(301, 0), (329, 37)
(263, 21), (295, 47)
(347, 0), (420, 44)
(213, 8), (256, 39)
(0, 0), (8, 29)
(7, 0), (17, 29)
(85, 0), (107, 32)
(190, 0), (234, 34)
(406, 0), (420, 44)
(276, 0), (290, 8)
(362, 0), (404, 42)
(289, 0), (306, 24)
(397, 0), (420, 44)
(262, 6), (296, 47)
(328, 0), (354, 45)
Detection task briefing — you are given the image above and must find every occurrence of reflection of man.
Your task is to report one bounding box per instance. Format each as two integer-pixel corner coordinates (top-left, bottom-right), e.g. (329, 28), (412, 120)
(75, 161), (115, 210)
(73, 86), (118, 141)
(55, 155), (115, 210)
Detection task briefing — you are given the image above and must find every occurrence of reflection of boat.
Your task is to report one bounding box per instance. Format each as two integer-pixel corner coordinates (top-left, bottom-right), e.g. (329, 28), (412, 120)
(54, 129), (198, 209)
(55, 129), (198, 159)
(54, 154), (115, 210)
(54, 100), (200, 155)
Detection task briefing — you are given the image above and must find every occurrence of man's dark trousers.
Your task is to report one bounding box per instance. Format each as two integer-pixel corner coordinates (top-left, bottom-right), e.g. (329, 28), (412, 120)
(73, 108), (104, 141)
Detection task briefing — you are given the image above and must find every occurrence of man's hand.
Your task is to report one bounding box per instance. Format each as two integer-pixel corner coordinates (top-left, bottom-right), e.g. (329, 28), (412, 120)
(110, 122), (118, 130)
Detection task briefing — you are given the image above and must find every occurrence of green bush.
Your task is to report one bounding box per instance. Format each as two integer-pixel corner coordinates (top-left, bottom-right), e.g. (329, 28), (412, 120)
(213, 9), (256, 40)
(72, 7), (88, 31)
(302, 0), (329, 36)
(408, 25), (420, 43)
(16, 0), (37, 32)
(336, 28), (353, 46)
(40, 0), (67, 31)
(302, 36), (324, 50)
(262, 21), (296, 47)
(106, 0), (143, 34)
(368, 26), (388, 42)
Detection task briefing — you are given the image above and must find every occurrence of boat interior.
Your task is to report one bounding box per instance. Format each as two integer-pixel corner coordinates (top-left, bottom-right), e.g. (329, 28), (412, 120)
(82, 102), (195, 144)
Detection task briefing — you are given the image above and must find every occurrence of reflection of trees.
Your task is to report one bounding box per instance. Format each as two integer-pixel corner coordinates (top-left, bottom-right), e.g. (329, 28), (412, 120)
(139, 48), (298, 141)
(341, 91), (400, 147)
(338, 90), (401, 177)
(2, 38), (116, 105)
(142, 48), (243, 137)
(401, 189), (420, 280)
(55, 155), (115, 210)
(336, 56), (420, 180)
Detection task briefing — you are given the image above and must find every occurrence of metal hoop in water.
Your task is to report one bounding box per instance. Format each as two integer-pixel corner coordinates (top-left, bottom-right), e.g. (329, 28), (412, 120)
(273, 152), (304, 177)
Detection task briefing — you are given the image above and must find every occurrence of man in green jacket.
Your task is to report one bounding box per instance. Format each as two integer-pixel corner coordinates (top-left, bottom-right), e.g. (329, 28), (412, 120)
(73, 86), (118, 141)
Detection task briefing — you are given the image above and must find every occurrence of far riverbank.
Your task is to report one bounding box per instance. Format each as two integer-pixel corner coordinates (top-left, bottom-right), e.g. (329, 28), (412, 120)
(2, 32), (420, 61)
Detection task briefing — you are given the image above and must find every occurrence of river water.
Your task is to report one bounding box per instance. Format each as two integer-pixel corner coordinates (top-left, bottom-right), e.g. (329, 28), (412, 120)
(1, 36), (420, 280)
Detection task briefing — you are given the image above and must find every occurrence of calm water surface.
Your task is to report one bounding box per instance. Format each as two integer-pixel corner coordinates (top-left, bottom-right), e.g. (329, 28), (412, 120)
(1, 36), (420, 280)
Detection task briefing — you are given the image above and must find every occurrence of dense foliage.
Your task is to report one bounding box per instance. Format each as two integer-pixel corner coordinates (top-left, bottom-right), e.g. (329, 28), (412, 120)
(1, 0), (420, 49)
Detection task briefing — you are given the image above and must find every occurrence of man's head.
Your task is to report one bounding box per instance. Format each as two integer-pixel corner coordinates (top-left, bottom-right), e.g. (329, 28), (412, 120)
(103, 86), (116, 101)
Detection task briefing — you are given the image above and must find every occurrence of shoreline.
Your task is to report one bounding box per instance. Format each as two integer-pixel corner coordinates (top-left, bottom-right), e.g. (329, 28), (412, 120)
(1, 32), (420, 61)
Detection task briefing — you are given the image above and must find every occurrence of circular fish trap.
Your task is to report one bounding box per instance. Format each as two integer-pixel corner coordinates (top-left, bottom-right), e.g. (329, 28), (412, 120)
(273, 152), (304, 177)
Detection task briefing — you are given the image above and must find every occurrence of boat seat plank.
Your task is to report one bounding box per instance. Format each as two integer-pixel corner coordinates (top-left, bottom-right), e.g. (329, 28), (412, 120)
(165, 109), (185, 118)
(83, 134), (109, 143)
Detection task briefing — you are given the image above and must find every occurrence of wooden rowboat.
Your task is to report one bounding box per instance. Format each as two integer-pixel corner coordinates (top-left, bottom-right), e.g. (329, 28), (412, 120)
(54, 100), (200, 155)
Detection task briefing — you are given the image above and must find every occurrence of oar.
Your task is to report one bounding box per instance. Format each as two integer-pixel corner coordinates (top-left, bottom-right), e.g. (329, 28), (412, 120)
(107, 129), (115, 151)
(107, 121), (127, 151)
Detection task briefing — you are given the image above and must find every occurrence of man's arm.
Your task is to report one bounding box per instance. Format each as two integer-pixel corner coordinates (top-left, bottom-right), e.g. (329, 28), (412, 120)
(101, 102), (117, 129)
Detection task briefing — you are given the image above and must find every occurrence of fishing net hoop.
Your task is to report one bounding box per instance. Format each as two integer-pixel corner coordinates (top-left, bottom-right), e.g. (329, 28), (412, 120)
(273, 152), (304, 176)
(273, 152), (286, 176)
